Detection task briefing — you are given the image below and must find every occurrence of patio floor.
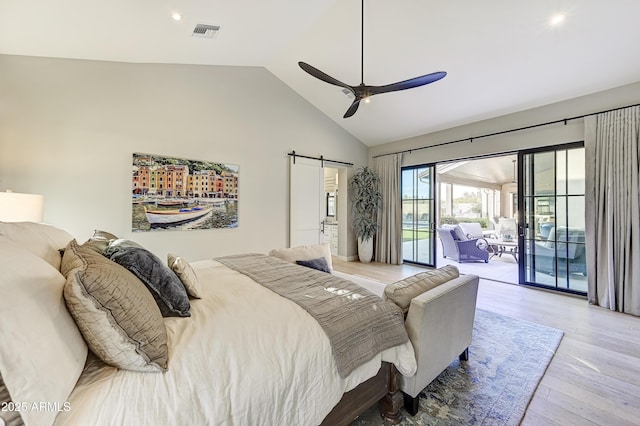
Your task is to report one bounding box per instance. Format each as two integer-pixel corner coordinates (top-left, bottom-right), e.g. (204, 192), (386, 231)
(404, 238), (588, 293)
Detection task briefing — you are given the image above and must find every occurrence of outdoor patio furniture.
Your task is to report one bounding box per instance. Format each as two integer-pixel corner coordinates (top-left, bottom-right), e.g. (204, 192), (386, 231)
(459, 222), (495, 239)
(496, 217), (517, 240)
(539, 221), (555, 239)
(533, 227), (586, 275)
(484, 237), (518, 261)
(437, 227), (489, 263)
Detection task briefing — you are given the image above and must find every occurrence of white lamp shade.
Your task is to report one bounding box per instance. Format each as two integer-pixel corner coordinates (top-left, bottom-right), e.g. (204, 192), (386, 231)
(0, 191), (45, 222)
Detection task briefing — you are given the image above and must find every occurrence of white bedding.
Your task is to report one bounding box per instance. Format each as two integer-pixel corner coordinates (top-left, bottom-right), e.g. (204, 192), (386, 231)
(55, 260), (416, 426)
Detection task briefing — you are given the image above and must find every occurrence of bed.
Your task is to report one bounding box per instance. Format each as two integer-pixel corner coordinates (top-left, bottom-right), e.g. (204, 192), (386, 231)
(0, 222), (417, 426)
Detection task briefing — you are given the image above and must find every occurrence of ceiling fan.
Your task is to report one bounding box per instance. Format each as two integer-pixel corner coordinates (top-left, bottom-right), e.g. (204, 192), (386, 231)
(298, 0), (447, 118)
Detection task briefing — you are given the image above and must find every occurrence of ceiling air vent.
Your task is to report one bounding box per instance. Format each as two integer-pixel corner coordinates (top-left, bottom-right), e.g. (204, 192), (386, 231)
(192, 24), (220, 38)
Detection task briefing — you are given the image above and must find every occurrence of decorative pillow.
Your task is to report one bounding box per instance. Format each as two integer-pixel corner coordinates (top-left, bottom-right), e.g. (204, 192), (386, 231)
(61, 239), (168, 372)
(167, 253), (202, 299)
(106, 242), (191, 317)
(0, 221), (74, 270)
(81, 229), (119, 254)
(0, 236), (87, 426)
(383, 265), (460, 312)
(445, 224), (467, 241)
(269, 243), (333, 272)
(296, 257), (331, 273)
(102, 238), (144, 255)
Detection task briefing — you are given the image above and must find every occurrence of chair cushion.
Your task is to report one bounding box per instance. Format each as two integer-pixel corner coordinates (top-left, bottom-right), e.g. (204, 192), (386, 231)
(458, 222), (484, 239)
(384, 265), (460, 312)
(442, 224), (466, 241)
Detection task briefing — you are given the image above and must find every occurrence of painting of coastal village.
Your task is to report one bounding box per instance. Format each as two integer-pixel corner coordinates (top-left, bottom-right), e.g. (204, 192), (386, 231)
(132, 153), (238, 232)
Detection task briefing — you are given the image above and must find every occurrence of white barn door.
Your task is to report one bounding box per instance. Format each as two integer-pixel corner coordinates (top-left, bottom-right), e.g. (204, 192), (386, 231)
(290, 156), (324, 247)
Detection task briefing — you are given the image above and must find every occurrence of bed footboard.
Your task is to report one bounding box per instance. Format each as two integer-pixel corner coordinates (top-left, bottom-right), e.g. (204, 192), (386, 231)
(320, 362), (402, 426)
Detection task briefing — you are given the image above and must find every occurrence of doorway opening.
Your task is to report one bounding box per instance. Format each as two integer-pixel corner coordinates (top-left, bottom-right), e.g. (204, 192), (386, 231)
(436, 154), (519, 284)
(402, 144), (587, 296)
(323, 167), (340, 256)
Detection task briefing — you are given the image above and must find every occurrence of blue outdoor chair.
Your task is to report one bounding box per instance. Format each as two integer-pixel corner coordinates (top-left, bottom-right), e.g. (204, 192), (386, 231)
(437, 227), (489, 263)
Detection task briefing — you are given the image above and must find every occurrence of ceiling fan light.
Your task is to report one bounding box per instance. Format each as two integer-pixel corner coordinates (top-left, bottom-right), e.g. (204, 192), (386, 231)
(549, 13), (565, 26)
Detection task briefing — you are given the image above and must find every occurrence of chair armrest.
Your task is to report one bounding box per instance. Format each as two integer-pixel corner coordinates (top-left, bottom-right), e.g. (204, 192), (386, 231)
(399, 274), (479, 398)
(457, 239), (480, 248)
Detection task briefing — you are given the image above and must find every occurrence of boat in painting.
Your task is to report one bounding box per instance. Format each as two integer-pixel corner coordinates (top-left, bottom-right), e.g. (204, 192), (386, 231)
(156, 199), (189, 207)
(144, 206), (213, 227)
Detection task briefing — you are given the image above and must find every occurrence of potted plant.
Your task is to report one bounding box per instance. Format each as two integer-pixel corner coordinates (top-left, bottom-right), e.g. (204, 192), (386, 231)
(349, 166), (381, 263)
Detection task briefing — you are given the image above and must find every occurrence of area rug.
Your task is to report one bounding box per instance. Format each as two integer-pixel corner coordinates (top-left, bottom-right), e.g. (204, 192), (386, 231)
(352, 309), (563, 425)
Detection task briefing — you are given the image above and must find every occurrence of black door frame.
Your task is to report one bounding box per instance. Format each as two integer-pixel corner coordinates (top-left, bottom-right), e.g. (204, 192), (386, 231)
(517, 141), (587, 296)
(400, 163), (437, 267)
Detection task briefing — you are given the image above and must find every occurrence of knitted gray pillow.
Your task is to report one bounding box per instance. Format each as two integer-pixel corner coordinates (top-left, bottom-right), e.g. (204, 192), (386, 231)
(106, 244), (191, 317)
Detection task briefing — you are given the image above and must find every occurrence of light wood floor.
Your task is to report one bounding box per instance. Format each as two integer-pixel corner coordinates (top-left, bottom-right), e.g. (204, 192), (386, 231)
(333, 259), (640, 426)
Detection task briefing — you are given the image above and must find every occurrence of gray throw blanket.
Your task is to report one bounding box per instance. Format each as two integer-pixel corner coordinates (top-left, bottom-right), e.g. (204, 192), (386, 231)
(215, 254), (409, 378)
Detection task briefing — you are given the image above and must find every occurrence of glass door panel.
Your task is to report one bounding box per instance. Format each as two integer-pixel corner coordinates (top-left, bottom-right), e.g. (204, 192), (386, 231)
(401, 165), (436, 266)
(520, 145), (586, 295)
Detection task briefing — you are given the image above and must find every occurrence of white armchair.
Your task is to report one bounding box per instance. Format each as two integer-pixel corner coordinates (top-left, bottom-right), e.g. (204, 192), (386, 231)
(458, 222), (489, 239)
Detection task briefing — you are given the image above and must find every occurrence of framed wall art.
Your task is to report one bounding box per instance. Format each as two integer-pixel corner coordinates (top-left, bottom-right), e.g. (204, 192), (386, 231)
(132, 153), (238, 232)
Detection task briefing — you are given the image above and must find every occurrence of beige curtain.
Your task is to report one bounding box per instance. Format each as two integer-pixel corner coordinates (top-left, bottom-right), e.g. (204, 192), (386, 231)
(585, 105), (640, 316)
(374, 154), (403, 264)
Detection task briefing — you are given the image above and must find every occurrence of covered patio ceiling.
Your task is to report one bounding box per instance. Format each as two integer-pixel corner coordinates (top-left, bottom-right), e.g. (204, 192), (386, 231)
(437, 155), (518, 190)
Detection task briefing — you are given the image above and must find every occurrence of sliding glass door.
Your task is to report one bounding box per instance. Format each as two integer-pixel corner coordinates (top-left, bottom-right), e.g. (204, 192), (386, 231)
(519, 143), (586, 294)
(401, 165), (436, 266)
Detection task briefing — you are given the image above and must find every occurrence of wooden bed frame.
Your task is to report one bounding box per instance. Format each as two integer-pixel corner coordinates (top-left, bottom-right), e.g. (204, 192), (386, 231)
(321, 362), (403, 426)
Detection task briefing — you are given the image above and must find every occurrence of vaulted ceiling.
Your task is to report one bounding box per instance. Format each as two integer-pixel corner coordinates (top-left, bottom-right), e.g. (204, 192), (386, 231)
(2, 0), (639, 146)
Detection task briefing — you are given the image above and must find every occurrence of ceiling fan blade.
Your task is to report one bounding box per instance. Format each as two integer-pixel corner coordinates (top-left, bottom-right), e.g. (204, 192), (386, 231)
(343, 99), (361, 118)
(298, 62), (354, 93)
(370, 71), (447, 95)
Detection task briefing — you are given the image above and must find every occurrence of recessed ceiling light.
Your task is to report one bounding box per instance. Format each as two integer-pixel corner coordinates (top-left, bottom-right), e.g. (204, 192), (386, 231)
(172, 13), (182, 21)
(549, 13), (565, 26)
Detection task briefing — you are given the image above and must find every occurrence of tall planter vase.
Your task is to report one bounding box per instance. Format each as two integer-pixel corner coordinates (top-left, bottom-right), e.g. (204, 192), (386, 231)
(358, 237), (374, 263)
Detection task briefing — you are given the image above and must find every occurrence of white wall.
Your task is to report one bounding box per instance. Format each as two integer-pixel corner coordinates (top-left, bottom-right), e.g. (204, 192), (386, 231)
(370, 82), (640, 166)
(0, 54), (367, 261)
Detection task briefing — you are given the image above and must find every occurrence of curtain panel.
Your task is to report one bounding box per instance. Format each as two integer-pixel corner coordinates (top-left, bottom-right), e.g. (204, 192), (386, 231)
(374, 154), (403, 264)
(585, 105), (640, 316)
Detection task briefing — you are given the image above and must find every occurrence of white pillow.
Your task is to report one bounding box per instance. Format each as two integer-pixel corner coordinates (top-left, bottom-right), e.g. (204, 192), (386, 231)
(0, 236), (87, 426)
(0, 221), (74, 270)
(268, 243), (333, 272)
(168, 253), (203, 299)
